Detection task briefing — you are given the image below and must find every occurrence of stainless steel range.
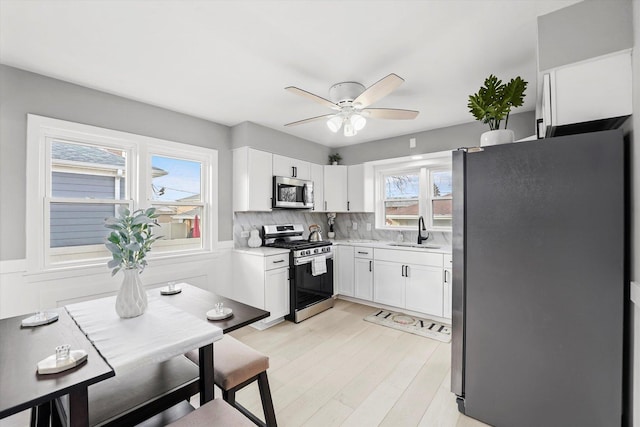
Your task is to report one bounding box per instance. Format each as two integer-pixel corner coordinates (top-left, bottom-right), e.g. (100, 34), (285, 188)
(262, 224), (334, 323)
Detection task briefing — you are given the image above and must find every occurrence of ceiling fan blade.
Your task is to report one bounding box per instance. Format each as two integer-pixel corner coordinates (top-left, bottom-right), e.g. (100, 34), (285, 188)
(363, 108), (419, 120)
(285, 86), (340, 110)
(353, 73), (404, 108)
(284, 114), (334, 127)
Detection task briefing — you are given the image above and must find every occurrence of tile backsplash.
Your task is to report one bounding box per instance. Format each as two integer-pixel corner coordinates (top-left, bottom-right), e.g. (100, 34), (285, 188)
(234, 212), (451, 248)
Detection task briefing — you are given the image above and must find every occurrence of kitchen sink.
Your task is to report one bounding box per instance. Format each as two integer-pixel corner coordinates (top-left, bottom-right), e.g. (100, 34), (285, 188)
(387, 242), (441, 249)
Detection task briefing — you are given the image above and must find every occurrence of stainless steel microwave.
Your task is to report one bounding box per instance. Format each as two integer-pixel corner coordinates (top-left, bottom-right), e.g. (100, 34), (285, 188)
(272, 176), (314, 209)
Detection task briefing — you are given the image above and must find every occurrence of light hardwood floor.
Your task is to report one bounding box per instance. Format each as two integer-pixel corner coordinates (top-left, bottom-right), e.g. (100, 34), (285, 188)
(227, 298), (489, 427)
(0, 299), (490, 427)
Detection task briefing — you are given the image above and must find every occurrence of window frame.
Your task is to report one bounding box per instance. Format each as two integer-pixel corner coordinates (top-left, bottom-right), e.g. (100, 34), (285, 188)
(379, 168), (421, 229)
(26, 114), (218, 274)
(427, 167), (453, 230)
(374, 158), (452, 232)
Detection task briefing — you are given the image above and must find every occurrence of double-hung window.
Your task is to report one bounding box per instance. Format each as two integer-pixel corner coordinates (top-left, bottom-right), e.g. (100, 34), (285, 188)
(26, 115), (218, 273)
(381, 170), (421, 228)
(375, 158), (452, 231)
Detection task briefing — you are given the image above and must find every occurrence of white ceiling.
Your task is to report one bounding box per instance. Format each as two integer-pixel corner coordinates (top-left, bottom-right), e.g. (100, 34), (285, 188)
(0, 0), (580, 148)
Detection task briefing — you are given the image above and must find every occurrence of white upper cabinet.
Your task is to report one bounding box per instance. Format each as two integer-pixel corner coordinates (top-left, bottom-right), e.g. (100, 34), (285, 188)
(324, 165), (348, 212)
(273, 154), (310, 180)
(324, 164), (373, 213)
(310, 163), (324, 212)
(547, 51), (632, 127)
(347, 164), (374, 212)
(233, 147), (272, 212)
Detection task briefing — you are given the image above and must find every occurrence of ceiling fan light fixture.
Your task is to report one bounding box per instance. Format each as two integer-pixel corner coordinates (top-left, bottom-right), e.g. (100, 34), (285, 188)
(350, 114), (366, 131)
(327, 116), (343, 133)
(343, 121), (356, 137)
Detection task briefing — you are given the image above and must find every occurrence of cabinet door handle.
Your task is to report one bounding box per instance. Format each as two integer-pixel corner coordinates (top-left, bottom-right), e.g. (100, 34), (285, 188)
(357, 251), (368, 254)
(405, 265), (409, 277)
(324, 201), (327, 211)
(444, 270), (448, 283)
(273, 259), (285, 264)
(347, 201), (350, 211)
(369, 260), (372, 272)
(401, 265), (405, 277)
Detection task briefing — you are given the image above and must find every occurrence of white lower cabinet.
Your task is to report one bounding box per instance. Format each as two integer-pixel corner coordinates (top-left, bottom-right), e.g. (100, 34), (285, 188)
(354, 248), (373, 301)
(233, 251), (290, 328)
(333, 245), (451, 320)
(443, 268), (452, 319)
(405, 264), (443, 318)
(335, 245), (355, 296)
(264, 266), (290, 323)
(373, 260), (405, 307)
(372, 248), (445, 318)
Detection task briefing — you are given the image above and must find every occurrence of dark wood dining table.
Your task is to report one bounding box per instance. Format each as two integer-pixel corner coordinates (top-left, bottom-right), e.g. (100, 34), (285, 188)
(0, 308), (114, 427)
(0, 283), (270, 427)
(159, 283), (270, 334)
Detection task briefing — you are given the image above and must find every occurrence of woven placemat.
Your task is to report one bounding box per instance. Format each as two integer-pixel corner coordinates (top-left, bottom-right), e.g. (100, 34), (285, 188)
(364, 309), (451, 343)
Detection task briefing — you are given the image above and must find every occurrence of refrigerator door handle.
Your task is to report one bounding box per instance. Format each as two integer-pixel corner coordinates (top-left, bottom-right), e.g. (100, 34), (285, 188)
(451, 149), (466, 398)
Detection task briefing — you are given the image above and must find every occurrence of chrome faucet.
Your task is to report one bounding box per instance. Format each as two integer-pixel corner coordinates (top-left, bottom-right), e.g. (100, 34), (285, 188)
(417, 216), (429, 244)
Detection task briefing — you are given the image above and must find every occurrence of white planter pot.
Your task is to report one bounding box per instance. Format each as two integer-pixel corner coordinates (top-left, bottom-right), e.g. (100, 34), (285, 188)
(115, 267), (148, 318)
(480, 129), (515, 146)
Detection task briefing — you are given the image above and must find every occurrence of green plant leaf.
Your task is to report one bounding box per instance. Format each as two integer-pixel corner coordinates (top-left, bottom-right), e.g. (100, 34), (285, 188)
(468, 74), (527, 130)
(105, 242), (121, 254)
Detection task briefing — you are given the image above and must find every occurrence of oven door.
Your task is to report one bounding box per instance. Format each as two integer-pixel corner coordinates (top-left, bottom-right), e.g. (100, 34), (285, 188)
(289, 255), (334, 316)
(272, 176), (314, 209)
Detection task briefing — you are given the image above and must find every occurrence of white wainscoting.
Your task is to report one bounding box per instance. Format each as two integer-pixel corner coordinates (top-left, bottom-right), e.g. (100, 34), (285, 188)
(0, 242), (234, 319)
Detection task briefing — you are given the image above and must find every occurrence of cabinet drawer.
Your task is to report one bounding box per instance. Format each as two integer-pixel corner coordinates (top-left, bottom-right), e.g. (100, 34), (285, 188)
(265, 254), (289, 270)
(354, 247), (373, 259)
(374, 248), (442, 267)
(444, 254), (452, 268)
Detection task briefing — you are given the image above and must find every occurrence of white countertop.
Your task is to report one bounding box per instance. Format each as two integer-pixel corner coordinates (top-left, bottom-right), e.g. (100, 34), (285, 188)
(234, 240), (451, 256)
(331, 239), (451, 254)
(233, 246), (290, 256)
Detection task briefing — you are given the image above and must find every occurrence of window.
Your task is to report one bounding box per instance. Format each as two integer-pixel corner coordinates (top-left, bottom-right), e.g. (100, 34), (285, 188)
(27, 115), (218, 272)
(382, 170), (420, 227)
(430, 169), (453, 228)
(375, 158), (452, 231)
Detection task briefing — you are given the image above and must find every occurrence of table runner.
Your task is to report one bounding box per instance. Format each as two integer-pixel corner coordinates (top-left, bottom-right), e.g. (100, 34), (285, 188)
(66, 294), (221, 374)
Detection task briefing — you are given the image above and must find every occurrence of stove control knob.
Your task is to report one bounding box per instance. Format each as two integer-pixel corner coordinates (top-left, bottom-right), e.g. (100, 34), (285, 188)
(314, 248), (319, 254)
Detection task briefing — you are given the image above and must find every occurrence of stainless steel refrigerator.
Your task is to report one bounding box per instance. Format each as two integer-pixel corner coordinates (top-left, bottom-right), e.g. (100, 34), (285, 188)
(451, 129), (628, 427)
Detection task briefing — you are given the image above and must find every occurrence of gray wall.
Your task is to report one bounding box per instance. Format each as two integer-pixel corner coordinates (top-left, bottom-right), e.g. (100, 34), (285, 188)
(538, 0), (633, 71)
(337, 110), (535, 165)
(231, 121), (330, 164)
(0, 65), (233, 261)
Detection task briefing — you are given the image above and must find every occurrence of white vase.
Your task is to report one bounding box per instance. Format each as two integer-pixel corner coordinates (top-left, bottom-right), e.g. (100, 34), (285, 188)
(115, 268), (148, 318)
(480, 129), (515, 146)
(248, 229), (261, 248)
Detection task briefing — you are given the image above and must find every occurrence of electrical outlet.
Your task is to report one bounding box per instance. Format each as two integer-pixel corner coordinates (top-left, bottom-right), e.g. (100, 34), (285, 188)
(366, 223), (372, 231)
(240, 230), (249, 238)
(352, 222), (358, 230)
(410, 137), (416, 148)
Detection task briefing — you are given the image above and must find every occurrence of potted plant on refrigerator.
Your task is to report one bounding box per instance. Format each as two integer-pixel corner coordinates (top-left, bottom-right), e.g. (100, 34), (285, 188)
(104, 206), (160, 318)
(468, 74), (527, 146)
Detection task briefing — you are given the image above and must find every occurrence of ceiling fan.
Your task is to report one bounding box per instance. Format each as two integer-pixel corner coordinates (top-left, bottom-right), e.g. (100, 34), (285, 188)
(284, 73), (419, 137)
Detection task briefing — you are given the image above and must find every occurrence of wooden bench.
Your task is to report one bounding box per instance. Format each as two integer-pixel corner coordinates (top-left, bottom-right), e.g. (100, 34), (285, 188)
(186, 335), (277, 427)
(165, 399), (254, 427)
